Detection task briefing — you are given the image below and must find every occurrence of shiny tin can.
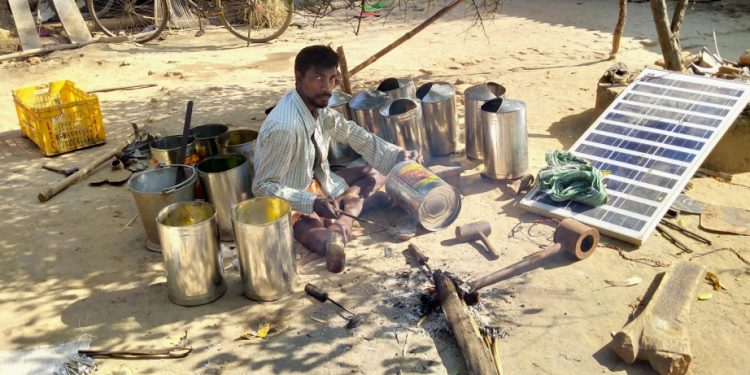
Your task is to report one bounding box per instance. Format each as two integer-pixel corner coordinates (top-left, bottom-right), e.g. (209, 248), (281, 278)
(150, 135), (198, 167)
(385, 160), (461, 231)
(232, 197), (295, 301)
(197, 154), (253, 241)
(156, 201), (227, 306)
(327, 91), (360, 166)
(417, 82), (457, 156)
(480, 98), (529, 180)
(380, 98), (431, 162)
(189, 124), (229, 160)
(350, 90), (390, 140)
(377, 77), (416, 101)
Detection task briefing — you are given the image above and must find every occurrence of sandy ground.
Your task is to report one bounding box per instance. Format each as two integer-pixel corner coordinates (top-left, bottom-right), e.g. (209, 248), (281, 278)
(1, 0), (749, 374)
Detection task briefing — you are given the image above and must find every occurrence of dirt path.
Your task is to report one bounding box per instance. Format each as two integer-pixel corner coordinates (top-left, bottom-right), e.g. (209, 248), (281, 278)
(0, 1), (749, 374)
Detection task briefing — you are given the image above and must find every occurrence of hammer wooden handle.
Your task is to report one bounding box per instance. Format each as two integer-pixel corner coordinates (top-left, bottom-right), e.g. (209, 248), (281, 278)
(478, 232), (499, 256)
(37, 138), (131, 202)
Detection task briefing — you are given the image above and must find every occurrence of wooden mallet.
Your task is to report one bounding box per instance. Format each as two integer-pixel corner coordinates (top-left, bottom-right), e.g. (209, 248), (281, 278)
(462, 218), (599, 305)
(455, 221), (498, 257)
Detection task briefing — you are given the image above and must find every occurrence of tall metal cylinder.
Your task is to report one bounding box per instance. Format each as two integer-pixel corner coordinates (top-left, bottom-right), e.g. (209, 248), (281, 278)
(190, 124), (228, 160)
(128, 165), (197, 252)
(350, 90), (389, 140)
(217, 129), (258, 175)
(417, 82), (457, 156)
(464, 82), (507, 160)
(480, 98), (529, 180)
(197, 154), (253, 241)
(232, 197), (295, 301)
(377, 77), (416, 101)
(386, 160), (461, 231)
(327, 91), (360, 166)
(156, 201), (226, 306)
(380, 98), (431, 162)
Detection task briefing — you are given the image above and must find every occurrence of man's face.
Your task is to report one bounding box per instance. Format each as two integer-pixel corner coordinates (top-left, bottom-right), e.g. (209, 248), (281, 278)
(296, 66), (338, 109)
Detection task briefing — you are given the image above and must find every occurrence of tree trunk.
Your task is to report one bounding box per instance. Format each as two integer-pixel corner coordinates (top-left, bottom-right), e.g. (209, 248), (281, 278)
(610, 0), (627, 60)
(649, 0), (683, 71)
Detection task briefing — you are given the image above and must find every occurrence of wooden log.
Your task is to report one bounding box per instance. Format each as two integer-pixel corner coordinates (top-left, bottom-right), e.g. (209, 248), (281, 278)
(336, 46), (353, 95)
(348, 0), (462, 77)
(433, 270), (499, 375)
(611, 261), (706, 375)
(0, 36), (128, 62)
(649, 0), (683, 71)
(609, 0), (627, 60)
(670, 0), (689, 36)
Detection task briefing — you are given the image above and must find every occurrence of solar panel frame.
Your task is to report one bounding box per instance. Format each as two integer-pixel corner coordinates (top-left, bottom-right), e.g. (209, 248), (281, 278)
(519, 68), (750, 245)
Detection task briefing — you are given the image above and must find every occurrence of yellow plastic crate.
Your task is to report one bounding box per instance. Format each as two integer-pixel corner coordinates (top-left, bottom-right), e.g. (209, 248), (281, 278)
(13, 80), (105, 156)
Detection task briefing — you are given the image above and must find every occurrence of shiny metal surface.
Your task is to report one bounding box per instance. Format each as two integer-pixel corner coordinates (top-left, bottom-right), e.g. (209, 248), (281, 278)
(417, 82), (457, 156)
(377, 77), (416, 101)
(197, 154), (253, 241)
(217, 129), (258, 175)
(385, 160), (461, 231)
(128, 165), (197, 252)
(150, 135), (197, 166)
(189, 124), (229, 160)
(156, 201), (226, 306)
(464, 82), (506, 160)
(350, 90), (390, 140)
(232, 197), (295, 301)
(380, 98), (431, 162)
(481, 98), (529, 180)
(327, 91), (360, 166)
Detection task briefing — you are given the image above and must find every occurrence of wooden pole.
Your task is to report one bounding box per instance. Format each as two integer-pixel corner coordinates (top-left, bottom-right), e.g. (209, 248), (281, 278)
(609, 0), (627, 60)
(670, 0), (689, 36)
(0, 36), (128, 62)
(649, 0), (683, 71)
(348, 0), (463, 77)
(336, 46), (353, 94)
(433, 270), (499, 375)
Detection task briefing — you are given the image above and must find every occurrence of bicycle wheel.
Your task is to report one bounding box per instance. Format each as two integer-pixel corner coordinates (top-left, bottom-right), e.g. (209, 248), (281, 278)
(87, 0), (170, 43)
(219, 0), (293, 43)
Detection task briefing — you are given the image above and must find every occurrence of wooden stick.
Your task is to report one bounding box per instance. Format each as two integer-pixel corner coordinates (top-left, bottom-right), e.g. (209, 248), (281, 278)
(88, 84), (157, 94)
(649, 0), (683, 71)
(433, 270), (499, 375)
(348, 0), (463, 77)
(612, 261), (705, 375)
(0, 36), (128, 62)
(609, 0), (627, 60)
(37, 138), (132, 202)
(336, 46), (353, 94)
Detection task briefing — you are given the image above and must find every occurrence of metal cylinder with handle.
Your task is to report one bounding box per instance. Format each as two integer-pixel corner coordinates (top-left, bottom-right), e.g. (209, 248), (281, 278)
(417, 82), (458, 156)
(380, 98), (431, 162)
(327, 91), (360, 166)
(480, 98), (529, 180)
(349, 90), (390, 140)
(464, 82), (506, 160)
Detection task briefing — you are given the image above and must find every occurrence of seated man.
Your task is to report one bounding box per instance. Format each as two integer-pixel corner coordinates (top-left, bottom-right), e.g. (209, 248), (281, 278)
(253, 45), (420, 273)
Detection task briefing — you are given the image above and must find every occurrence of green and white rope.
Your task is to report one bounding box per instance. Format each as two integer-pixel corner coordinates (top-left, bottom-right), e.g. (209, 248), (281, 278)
(537, 150), (608, 207)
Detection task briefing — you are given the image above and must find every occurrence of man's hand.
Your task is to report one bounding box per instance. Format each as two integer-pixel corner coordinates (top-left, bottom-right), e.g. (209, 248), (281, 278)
(396, 149), (423, 164)
(313, 198), (340, 219)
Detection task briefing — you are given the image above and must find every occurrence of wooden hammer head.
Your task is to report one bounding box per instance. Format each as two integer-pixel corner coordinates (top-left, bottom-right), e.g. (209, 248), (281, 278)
(455, 221), (491, 242)
(553, 218), (599, 260)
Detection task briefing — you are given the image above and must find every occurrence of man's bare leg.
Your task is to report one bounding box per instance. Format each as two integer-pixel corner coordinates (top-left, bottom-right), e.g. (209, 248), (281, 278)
(292, 165), (387, 271)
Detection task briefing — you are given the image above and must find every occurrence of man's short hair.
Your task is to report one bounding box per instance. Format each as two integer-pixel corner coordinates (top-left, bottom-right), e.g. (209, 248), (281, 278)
(294, 45), (339, 76)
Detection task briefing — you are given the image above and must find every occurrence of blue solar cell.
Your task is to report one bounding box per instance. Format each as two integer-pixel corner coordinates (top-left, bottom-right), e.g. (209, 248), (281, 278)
(587, 160), (677, 189)
(641, 75), (743, 97)
(605, 179), (667, 202)
(691, 103), (729, 116)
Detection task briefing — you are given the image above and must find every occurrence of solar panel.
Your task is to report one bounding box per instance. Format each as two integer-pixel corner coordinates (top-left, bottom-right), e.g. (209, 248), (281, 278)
(519, 68), (750, 245)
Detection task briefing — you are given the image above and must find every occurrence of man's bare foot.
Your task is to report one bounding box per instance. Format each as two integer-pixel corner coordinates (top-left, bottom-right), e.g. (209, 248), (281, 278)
(325, 231), (346, 273)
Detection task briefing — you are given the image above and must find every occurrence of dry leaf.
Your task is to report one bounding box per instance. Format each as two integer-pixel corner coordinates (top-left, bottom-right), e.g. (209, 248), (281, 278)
(605, 277), (642, 287)
(705, 271), (726, 291)
(698, 292), (713, 301)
